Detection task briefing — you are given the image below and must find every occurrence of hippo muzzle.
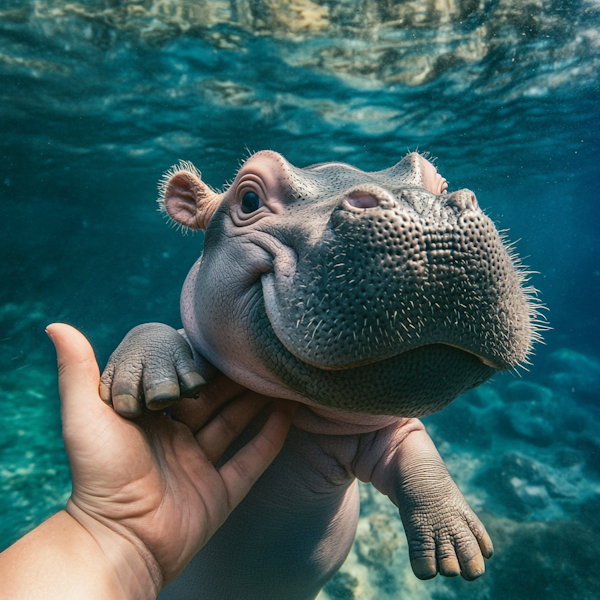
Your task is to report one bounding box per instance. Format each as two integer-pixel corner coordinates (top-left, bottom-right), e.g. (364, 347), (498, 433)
(162, 151), (540, 417)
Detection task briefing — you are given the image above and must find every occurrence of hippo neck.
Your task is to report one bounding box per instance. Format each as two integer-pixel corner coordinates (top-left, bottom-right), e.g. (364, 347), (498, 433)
(292, 404), (401, 435)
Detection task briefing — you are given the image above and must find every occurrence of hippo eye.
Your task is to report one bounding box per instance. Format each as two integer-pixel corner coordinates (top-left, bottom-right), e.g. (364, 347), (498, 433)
(241, 191), (260, 214)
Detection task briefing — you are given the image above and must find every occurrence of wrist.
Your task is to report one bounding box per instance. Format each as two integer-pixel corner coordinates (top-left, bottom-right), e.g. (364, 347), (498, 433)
(66, 499), (163, 600)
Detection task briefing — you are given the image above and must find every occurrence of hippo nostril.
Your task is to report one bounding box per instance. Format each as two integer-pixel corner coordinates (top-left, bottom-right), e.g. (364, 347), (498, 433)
(445, 190), (478, 213)
(346, 193), (379, 209)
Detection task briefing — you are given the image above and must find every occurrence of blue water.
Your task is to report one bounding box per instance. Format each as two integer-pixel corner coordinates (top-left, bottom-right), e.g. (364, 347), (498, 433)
(1, 1), (599, 598)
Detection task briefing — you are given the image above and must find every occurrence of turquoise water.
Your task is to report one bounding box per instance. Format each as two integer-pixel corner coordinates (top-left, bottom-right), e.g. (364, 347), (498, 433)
(1, 1), (599, 598)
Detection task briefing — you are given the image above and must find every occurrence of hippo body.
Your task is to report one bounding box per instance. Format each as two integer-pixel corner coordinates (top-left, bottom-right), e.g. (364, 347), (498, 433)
(101, 151), (539, 599)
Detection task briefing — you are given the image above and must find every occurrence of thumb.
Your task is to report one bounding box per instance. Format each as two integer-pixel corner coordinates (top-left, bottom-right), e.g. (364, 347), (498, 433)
(46, 323), (104, 423)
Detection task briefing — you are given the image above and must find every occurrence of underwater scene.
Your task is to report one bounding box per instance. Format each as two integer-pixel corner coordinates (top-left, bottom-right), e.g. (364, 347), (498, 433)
(1, 0), (599, 598)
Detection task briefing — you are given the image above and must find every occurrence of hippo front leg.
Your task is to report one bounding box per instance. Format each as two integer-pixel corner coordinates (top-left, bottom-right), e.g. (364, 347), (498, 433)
(358, 421), (493, 581)
(100, 323), (207, 417)
(394, 428), (493, 580)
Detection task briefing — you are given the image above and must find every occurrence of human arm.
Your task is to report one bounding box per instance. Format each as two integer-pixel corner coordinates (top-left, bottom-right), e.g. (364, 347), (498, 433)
(1, 510), (154, 600)
(0, 324), (296, 599)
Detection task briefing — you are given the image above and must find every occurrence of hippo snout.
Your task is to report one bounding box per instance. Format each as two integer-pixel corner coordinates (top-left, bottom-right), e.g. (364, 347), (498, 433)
(263, 180), (527, 375)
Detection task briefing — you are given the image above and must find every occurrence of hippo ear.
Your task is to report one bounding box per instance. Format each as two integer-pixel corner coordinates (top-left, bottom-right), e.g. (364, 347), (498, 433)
(388, 153), (448, 195)
(159, 161), (223, 230)
(415, 154), (448, 195)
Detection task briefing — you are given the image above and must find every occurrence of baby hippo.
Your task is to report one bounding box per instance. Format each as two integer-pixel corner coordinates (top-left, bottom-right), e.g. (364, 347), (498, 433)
(101, 151), (538, 600)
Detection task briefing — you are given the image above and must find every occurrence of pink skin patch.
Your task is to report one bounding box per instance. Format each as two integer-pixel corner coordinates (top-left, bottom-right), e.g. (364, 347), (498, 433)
(418, 156), (449, 195)
(346, 192), (379, 208)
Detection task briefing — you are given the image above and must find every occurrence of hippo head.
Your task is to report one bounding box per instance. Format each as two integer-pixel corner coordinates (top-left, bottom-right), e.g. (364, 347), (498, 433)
(160, 151), (541, 417)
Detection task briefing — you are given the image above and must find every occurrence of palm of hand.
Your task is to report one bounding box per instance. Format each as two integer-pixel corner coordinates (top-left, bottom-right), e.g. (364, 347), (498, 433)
(66, 407), (225, 583)
(51, 323), (294, 587)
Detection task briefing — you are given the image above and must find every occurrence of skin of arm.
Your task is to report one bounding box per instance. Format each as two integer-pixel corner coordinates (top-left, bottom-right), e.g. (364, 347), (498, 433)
(0, 324), (296, 600)
(1, 510), (153, 600)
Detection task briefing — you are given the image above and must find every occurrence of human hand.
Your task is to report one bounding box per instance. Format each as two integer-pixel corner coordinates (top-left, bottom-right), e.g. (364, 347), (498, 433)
(47, 323), (296, 594)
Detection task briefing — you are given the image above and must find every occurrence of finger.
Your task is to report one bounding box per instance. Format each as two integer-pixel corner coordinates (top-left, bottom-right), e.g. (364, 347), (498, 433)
(407, 536), (437, 580)
(219, 399), (296, 511)
(171, 373), (246, 433)
(143, 345), (206, 410)
(179, 371), (206, 399)
(473, 520), (494, 559)
(176, 352), (206, 399)
(99, 362), (115, 405)
(195, 392), (270, 465)
(46, 323), (105, 424)
(455, 516), (490, 580)
(436, 543), (460, 578)
(112, 364), (145, 418)
(143, 366), (181, 411)
(458, 548), (485, 581)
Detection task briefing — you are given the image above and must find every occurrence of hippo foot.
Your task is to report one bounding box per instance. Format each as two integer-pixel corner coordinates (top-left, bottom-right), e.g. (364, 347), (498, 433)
(100, 323), (206, 417)
(397, 458), (494, 581)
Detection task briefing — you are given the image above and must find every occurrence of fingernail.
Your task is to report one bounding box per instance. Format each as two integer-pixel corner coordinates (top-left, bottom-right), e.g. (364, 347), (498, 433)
(45, 327), (53, 341)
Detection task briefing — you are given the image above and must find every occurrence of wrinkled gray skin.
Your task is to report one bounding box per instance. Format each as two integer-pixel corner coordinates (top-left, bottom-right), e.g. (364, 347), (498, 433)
(101, 151), (536, 600)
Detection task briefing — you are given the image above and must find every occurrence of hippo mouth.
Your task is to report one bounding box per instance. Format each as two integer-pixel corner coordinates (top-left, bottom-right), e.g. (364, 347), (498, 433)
(261, 271), (506, 373)
(256, 277), (497, 416)
(414, 343), (500, 369)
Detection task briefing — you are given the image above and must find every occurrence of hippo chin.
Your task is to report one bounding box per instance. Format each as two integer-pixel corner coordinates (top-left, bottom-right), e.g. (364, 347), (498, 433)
(101, 150), (541, 599)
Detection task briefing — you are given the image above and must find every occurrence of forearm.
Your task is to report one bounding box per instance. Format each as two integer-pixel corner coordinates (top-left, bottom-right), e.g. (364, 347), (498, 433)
(0, 510), (160, 600)
(353, 418), (450, 506)
(391, 426), (451, 506)
(353, 417), (432, 501)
